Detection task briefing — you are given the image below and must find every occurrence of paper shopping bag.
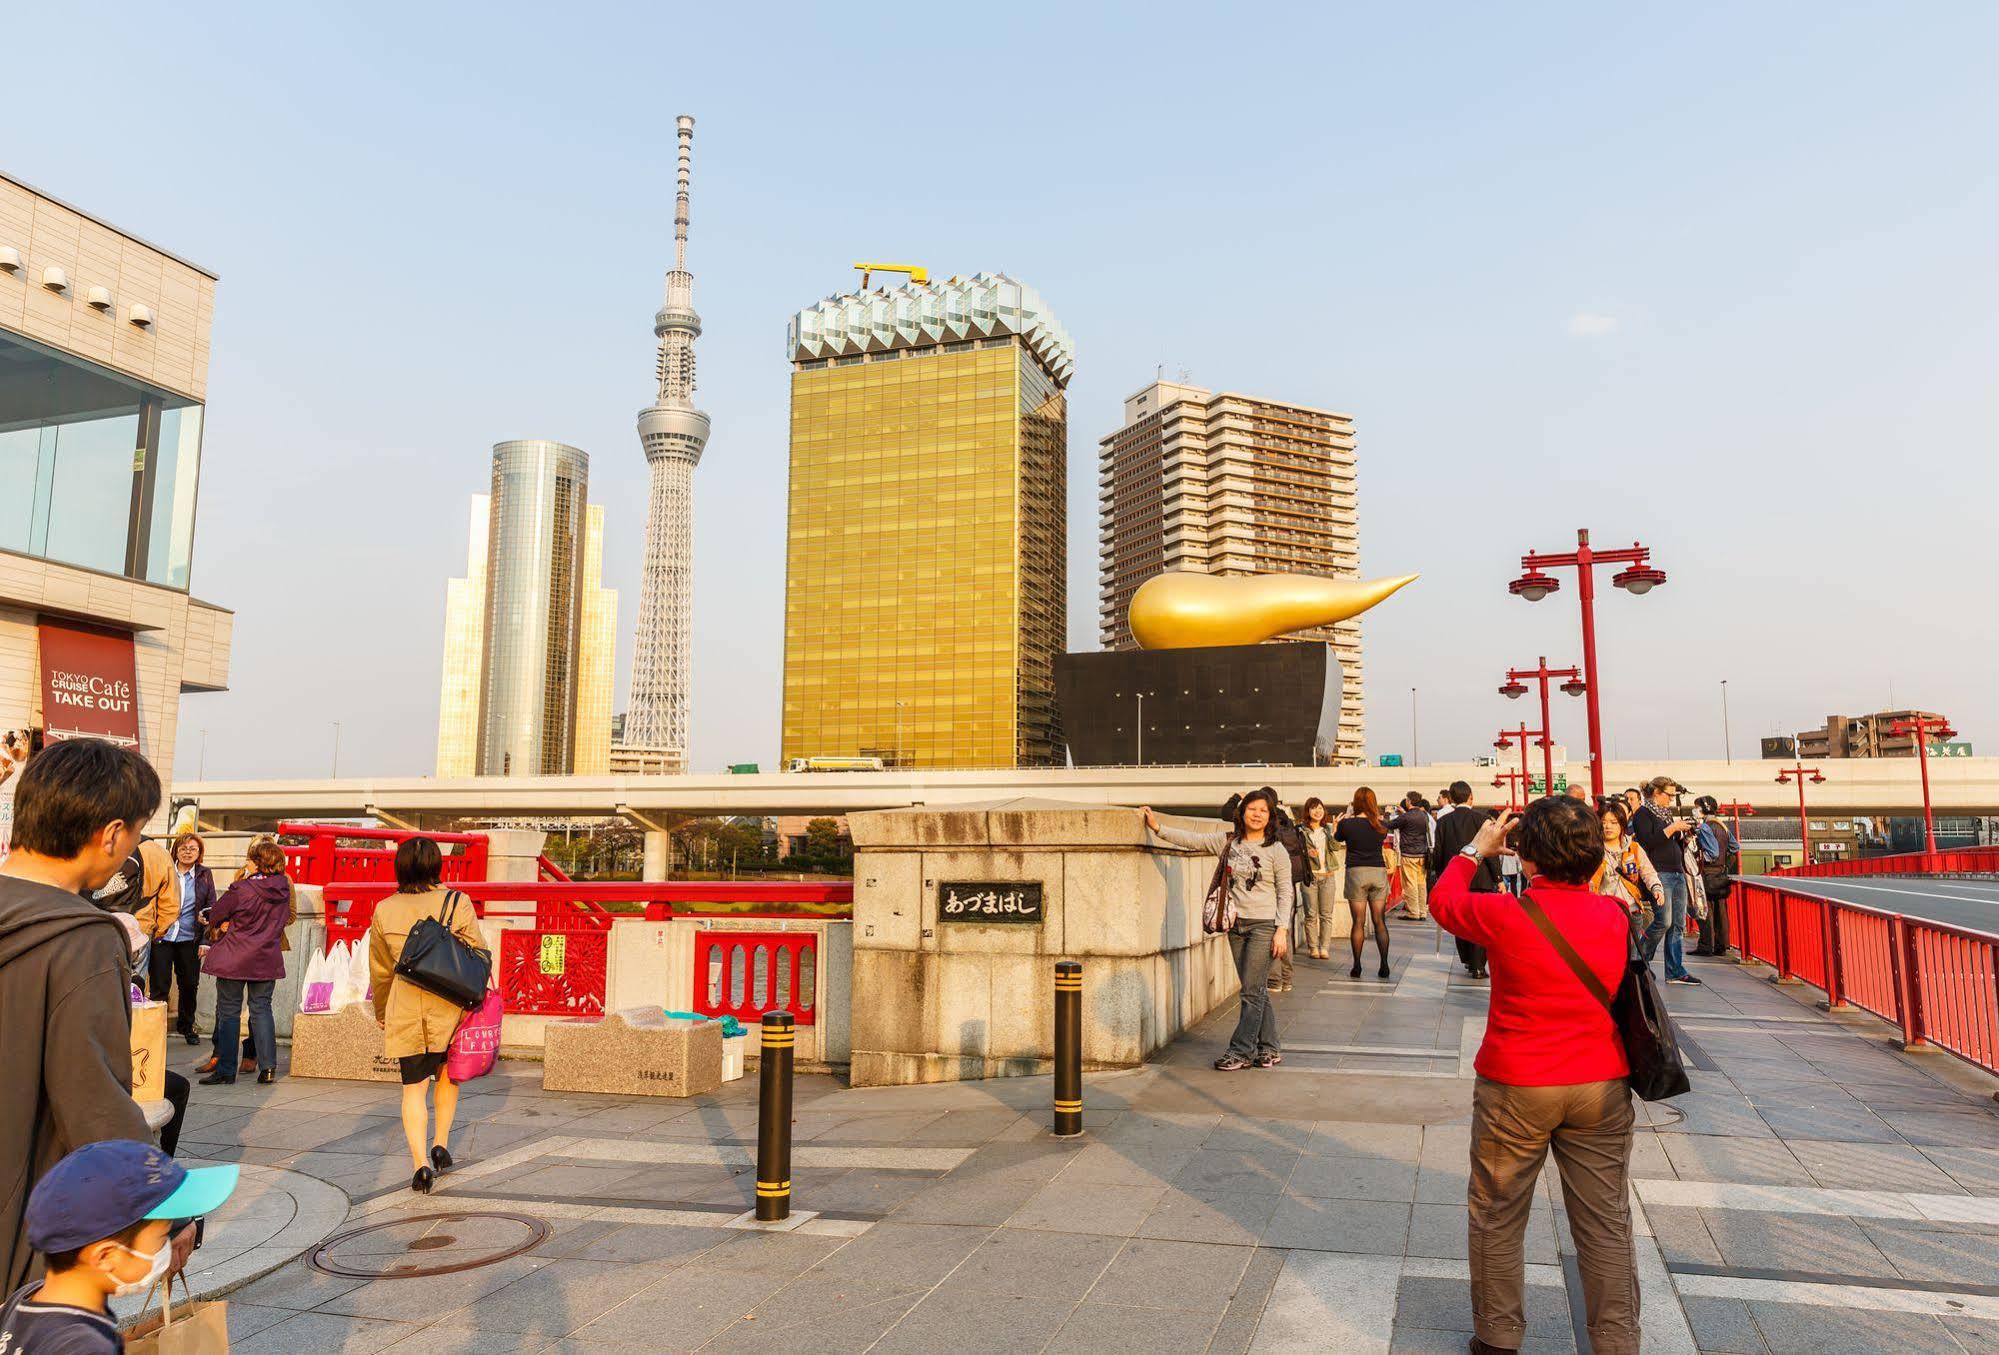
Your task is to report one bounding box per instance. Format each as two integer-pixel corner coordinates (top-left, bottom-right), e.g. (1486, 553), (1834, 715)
(129, 1000), (167, 1102)
(125, 1277), (229, 1355)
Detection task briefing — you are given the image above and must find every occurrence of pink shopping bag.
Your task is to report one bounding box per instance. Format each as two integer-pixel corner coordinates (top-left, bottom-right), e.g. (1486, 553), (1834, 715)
(446, 987), (504, 1081)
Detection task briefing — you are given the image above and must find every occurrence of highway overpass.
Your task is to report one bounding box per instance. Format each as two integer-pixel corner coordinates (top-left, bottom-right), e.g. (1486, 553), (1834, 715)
(178, 757), (1999, 830)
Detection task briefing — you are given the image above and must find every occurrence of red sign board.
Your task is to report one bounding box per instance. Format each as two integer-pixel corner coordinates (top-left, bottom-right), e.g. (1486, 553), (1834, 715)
(38, 620), (141, 749)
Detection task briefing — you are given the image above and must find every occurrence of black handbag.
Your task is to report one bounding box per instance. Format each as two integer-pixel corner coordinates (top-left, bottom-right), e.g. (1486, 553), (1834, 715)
(393, 890), (492, 1010)
(1519, 891), (1691, 1102)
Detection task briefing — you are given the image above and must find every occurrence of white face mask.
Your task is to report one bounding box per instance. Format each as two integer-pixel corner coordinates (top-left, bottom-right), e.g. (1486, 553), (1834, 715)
(107, 1239), (171, 1297)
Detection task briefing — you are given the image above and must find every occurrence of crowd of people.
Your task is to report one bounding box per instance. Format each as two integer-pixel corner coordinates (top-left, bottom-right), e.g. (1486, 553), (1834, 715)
(0, 737), (488, 1349)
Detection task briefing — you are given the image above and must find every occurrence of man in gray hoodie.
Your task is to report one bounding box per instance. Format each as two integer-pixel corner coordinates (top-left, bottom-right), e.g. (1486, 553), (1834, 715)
(0, 738), (159, 1294)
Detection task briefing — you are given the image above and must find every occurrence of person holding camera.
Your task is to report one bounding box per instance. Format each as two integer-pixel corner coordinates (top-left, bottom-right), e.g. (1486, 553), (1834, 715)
(1631, 777), (1698, 985)
(1692, 796), (1737, 958)
(1430, 798), (1640, 1355)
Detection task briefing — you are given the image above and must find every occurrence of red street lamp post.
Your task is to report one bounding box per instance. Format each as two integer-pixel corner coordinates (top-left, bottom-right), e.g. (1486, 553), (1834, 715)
(1496, 723), (1542, 803)
(1492, 769), (1532, 812)
(1500, 656), (1585, 795)
(1774, 764), (1826, 864)
(1713, 800), (1756, 845)
(1509, 529), (1666, 802)
(1889, 715), (1958, 853)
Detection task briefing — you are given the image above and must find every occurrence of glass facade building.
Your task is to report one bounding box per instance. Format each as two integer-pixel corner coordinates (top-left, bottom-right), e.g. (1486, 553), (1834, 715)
(781, 273), (1071, 769)
(436, 441), (615, 776)
(0, 327), (203, 588)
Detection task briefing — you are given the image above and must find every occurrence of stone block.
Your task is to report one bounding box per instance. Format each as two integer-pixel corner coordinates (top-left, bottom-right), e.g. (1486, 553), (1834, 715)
(1063, 851), (1155, 956)
(853, 851), (922, 951)
(849, 1051), (984, 1088)
(1080, 956), (1148, 1066)
(933, 952), (992, 1057)
(290, 1005), (399, 1083)
(849, 948), (938, 1056)
(921, 850), (1063, 955)
(986, 954), (1054, 1059)
(607, 920), (678, 1012)
(986, 804), (1149, 848)
(543, 1008), (722, 1098)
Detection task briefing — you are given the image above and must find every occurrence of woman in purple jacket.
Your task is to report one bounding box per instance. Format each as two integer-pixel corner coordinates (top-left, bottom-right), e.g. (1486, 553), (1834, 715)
(198, 838), (293, 1085)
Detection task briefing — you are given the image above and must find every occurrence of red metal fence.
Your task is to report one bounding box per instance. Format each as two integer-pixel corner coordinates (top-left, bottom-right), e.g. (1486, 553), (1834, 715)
(319, 879), (853, 1018)
(1772, 846), (1999, 879)
(694, 931), (820, 1026)
(1730, 881), (1999, 1079)
(279, 823), (489, 887)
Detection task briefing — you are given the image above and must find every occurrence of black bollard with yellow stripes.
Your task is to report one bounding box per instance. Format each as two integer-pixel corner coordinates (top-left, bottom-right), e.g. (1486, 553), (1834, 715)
(755, 1011), (796, 1221)
(1053, 960), (1083, 1137)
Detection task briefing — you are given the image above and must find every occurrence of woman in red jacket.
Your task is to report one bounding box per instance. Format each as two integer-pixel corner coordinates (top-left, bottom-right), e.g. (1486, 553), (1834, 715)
(1430, 796), (1638, 1355)
(197, 839), (293, 1086)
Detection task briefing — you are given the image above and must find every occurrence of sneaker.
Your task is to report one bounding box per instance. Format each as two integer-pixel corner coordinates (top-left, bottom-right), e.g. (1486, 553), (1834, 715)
(1213, 1054), (1250, 1071)
(1253, 1051), (1283, 1068)
(1668, 974), (1702, 985)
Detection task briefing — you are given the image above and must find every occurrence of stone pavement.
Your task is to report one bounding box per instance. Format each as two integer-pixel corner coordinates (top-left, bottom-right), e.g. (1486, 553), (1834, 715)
(157, 922), (1999, 1354)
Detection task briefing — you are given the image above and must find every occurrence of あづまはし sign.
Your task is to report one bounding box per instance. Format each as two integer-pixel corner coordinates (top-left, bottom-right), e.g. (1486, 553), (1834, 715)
(938, 882), (1043, 925)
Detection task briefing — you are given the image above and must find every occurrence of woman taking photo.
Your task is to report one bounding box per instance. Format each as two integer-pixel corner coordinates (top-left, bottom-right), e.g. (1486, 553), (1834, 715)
(151, 832), (214, 1046)
(1594, 801), (1660, 921)
(1430, 797), (1640, 1355)
(1336, 787), (1393, 978)
(1298, 797), (1345, 960)
(1142, 793), (1292, 1071)
(368, 837), (490, 1193)
(198, 837), (292, 1085)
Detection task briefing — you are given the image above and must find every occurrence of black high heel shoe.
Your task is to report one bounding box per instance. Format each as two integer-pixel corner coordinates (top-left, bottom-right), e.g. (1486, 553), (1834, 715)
(1378, 962), (1391, 979)
(411, 1166), (434, 1194)
(430, 1145), (452, 1174)
(1349, 962), (1362, 978)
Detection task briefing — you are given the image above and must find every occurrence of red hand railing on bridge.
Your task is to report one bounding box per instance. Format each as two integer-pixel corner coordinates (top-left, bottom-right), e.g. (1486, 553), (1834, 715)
(1730, 882), (1999, 1080)
(279, 822), (489, 886)
(1771, 846), (1999, 879)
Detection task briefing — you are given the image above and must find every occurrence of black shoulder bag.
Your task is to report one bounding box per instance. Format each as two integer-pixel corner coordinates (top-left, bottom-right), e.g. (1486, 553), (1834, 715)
(393, 890), (492, 1009)
(1518, 891), (1691, 1102)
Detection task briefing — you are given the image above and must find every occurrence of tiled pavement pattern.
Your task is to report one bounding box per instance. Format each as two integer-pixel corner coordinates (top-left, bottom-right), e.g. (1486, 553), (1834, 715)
(163, 923), (1999, 1353)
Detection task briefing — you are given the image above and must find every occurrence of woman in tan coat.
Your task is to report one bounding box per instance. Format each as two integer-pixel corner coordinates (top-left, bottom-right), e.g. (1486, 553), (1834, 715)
(367, 837), (488, 1194)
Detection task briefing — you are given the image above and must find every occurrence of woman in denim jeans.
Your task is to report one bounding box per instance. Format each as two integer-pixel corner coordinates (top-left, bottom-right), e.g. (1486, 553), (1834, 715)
(1143, 792), (1293, 1070)
(197, 838), (292, 1085)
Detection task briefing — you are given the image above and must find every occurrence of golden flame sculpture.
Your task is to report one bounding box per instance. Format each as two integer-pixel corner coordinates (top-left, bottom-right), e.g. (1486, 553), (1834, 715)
(1129, 571), (1419, 649)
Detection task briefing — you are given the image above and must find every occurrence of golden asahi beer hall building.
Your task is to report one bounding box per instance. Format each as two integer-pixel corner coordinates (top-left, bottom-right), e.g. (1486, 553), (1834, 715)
(0, 172), (231, 850)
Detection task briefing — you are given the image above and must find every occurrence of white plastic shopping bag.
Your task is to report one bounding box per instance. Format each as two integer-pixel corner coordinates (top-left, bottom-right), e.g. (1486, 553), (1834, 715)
(299, 947), (334, 1013)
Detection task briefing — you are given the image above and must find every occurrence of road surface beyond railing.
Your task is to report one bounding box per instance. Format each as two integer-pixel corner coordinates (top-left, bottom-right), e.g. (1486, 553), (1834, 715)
(1731, 880), (1999, 1084)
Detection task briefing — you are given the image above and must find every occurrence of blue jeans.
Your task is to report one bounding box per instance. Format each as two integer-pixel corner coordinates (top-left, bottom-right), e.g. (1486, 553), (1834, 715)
(212, 978), (276, 1077)
(1227, 920), (1280, 1059)
(1641, 873), (1690, 980)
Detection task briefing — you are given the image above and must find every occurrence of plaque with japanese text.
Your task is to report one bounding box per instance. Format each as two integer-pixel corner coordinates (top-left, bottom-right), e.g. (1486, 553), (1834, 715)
(938, 882), (1044, 925)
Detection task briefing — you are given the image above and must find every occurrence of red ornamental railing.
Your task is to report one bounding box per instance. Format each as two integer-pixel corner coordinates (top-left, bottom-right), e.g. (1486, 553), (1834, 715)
(694, 931), (819, 1026)
(279, 823), (490, 887)
(1772, 846), (1999, 879)
(1729, 882), (1999, 1079)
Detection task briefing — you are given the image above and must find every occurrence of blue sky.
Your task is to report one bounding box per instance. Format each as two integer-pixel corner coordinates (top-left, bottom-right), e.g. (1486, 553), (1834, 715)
(14, 2), (1995, 779)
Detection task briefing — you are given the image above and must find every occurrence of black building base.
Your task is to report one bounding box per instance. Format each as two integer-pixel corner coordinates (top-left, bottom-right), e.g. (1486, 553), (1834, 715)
(1055, 643), (1341, 767)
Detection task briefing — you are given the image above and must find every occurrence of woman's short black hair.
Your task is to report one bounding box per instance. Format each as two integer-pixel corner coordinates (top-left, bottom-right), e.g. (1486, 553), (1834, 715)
(1516, 795), (1605, 886)
(1232, 789), (1276, 842)
(1694, 794), (1720, 815)
(393, 836), (445, 893)
(10, 738), (160, 859)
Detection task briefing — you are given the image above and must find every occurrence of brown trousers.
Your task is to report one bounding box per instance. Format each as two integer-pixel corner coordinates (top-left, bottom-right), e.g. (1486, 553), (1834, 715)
(1469, 1076), (1639, 1355)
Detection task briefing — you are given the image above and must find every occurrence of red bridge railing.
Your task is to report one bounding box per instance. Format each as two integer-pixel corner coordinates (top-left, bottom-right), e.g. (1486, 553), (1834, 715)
(1730, 881), (1999, 1080)
(1771, 846), (1999, 879)
(279, 822), (489, 887)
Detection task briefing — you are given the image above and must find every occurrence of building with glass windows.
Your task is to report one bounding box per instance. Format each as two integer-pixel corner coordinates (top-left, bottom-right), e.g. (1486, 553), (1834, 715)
(435, 441), (615, 777)
(0, 173), (230, 831)
(1096, 380), (1366, 762)
(780, 272), (1071, 769)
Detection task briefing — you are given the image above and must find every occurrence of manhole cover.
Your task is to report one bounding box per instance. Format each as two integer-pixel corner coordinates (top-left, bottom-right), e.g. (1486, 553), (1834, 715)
(309, 1211), (550, 1278)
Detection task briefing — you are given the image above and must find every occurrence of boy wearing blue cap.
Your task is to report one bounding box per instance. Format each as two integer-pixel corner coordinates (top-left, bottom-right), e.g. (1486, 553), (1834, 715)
(0, 1140), (237, 1354)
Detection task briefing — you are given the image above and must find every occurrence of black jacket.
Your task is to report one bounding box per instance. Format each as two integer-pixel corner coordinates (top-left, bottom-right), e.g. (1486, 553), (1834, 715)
(1427, 806), (1503, 892)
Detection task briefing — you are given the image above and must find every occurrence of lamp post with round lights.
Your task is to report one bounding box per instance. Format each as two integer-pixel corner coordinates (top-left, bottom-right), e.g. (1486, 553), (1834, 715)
(1492, 769), (1532, 813)
(1889, 715), (1957, 853)
(1500, 656), (1584, 796)
(1495, 724), (1542, 804)
(1713, 800), (1756, 847)
(1509, 530), (1666, 801)
(1774, 764), (1826, 864)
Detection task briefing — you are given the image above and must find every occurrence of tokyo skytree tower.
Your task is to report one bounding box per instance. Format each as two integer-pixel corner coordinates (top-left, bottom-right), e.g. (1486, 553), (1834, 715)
(626, 114), (709, 759)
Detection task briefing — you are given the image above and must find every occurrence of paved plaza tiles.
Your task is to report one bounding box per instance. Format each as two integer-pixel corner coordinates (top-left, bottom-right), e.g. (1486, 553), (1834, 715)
(150, 925), (1999, 1354)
